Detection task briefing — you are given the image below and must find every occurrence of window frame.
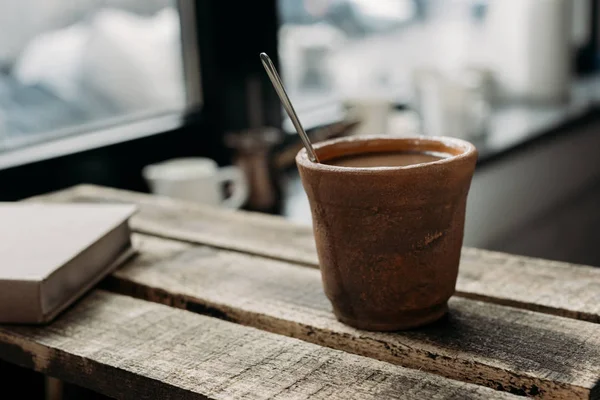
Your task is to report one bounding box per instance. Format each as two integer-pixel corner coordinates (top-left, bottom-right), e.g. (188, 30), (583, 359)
(0, 0), (283, 199)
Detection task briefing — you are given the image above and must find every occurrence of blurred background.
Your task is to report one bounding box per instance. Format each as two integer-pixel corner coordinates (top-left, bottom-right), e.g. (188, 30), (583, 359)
(0, 0), (599, 266)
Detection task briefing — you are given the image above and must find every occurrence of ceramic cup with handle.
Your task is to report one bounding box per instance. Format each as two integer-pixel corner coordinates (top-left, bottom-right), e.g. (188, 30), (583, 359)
(142, 157), (249, 209)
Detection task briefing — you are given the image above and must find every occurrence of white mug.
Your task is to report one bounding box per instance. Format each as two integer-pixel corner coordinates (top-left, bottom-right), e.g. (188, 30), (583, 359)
(142, 158), (249, 209)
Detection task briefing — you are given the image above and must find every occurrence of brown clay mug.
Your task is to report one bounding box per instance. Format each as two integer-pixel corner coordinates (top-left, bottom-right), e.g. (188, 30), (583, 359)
(296, 136), (477, 331)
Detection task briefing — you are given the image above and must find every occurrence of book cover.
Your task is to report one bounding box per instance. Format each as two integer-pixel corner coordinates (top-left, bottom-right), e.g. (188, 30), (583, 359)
(0, 203), (137, 323)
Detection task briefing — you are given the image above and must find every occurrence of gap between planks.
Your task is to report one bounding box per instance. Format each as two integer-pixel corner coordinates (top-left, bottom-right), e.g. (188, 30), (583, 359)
(0, 291), (518, 400)
(95, 234), (600, 400)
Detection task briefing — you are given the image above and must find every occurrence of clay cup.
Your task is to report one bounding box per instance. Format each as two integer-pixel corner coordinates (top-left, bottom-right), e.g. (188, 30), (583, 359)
(296, 136), (477, 331)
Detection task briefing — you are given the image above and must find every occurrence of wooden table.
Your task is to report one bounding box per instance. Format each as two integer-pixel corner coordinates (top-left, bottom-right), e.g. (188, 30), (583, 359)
(2, 185), (600, 400)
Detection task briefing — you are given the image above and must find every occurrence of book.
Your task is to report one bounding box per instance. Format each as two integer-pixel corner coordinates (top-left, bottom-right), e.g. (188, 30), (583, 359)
(0, 203), (137, 323)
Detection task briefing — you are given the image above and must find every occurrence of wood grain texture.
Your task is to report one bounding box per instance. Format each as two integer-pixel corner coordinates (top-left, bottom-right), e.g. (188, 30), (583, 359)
(0, 291), (515, 400)
(459, 248), (600, 323)
(31, 184), (600, 325)
(106, 234), (600, 399)
(27, 184), (319, 265)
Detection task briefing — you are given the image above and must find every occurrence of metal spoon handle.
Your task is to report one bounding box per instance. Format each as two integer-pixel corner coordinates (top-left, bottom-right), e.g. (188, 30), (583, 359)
(260, 53), (319, 163)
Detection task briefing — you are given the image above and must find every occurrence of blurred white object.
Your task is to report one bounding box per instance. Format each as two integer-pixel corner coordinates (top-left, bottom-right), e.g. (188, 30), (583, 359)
(485, 0), (573, 103)
(412, 67), (490, 139)
(0, 0), (173, 66)
(81, 7), (185, 112)
(386, 109), (420, 137)
(278, 23), (345, 93)
(349, 0), (417, 31)
(143, 158), (249, 209)
(344, 97), (392, 135)
(11, 6), (185, 112)
(13, 23), (89, 101)
(0, 0), (87, 65)
(332, 49), (389, 98)
(332, 40), (394, 135)
(425, 0), (480, 73)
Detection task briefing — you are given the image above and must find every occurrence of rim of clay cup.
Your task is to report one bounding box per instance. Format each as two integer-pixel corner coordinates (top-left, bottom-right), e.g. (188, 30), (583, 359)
(296, 135), (478, 174)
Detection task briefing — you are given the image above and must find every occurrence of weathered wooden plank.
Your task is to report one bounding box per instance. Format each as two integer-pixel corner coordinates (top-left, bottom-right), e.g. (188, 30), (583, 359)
(31, 184), (600, 324)
(107, 234), (600, 399)
(459, 248), (600, 323)
(27, 184), (319, 265)
(0, 291), (514, 400)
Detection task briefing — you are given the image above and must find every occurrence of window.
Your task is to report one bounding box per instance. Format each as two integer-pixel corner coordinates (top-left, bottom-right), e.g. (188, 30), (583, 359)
(0, 0), (196, 152)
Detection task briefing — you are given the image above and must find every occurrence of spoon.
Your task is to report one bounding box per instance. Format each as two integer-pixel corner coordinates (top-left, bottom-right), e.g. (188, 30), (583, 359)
(260, 52), (319, 163)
